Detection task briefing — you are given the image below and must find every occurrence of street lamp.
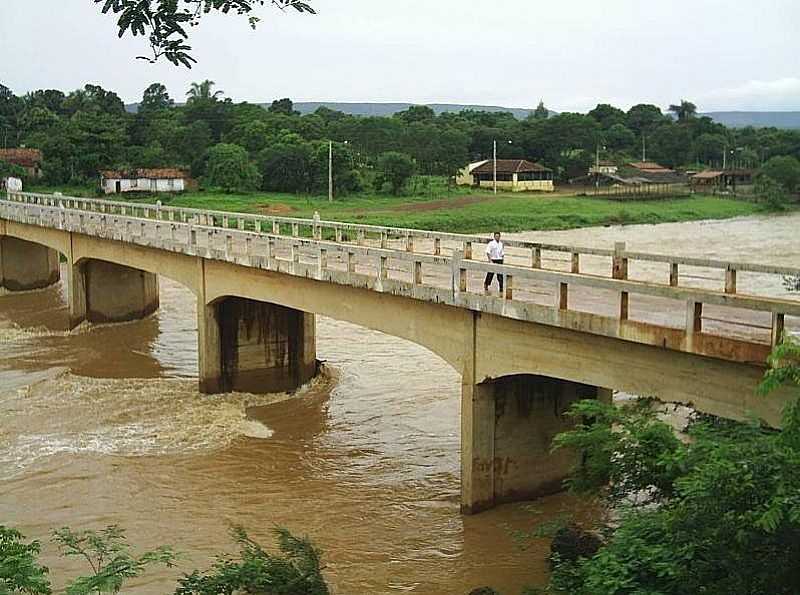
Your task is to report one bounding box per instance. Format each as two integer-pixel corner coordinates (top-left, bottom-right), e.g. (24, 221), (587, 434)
(493, 139), (512, 195)
(328, 140), (349, 202)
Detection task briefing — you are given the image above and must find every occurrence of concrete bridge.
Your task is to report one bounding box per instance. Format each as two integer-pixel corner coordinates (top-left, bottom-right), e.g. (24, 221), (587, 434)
(1, 191), (798, 513)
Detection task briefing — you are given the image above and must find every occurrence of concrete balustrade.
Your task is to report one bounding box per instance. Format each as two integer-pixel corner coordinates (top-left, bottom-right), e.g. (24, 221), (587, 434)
(3, 192), (800, 515)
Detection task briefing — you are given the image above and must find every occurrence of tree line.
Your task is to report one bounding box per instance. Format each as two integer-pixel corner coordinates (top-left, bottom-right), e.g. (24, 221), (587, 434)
(2, 82), (800, 195)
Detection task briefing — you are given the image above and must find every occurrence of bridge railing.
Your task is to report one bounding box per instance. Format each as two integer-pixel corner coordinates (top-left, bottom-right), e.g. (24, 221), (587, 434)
(2, 198), (799, 362)
(7, 190), (800, 300)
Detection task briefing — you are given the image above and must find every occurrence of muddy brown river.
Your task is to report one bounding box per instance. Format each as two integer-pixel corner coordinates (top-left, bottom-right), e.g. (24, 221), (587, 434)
(1, 213), (798, 594)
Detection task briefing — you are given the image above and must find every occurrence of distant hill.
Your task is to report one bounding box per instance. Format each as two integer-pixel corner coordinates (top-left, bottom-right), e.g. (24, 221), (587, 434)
(124, 101), (800, 129)
(701, 111), (800, 129)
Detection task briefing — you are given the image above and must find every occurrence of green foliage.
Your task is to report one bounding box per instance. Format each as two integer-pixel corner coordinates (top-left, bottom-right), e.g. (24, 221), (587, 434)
(760, 155), (800, 192)
(205, 143), (262, 191)
(0, 160), (27, 181)
(754, 174), (791, 211)
(376, 151), (416, 194)
(94, 0), (316, 68)
(546, 337), (800, 595)
(0, 526), (51, 595)
(52, 525), (177, 595)
(667, 100), (698, 123)
(174, 526), (328, 595)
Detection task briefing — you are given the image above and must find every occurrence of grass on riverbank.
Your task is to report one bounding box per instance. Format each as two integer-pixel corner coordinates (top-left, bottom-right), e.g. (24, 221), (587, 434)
(27, 183), (767, 234)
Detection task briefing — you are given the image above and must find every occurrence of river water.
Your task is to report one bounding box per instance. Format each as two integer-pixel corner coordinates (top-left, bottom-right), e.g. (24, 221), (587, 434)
(1, 213), (798, 594)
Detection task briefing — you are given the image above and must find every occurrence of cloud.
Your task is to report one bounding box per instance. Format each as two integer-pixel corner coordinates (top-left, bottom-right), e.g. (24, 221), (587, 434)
(699, 78), (800, 111)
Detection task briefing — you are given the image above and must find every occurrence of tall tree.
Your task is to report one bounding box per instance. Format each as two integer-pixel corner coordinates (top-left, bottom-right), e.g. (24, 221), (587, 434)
(140, 83), (175, 113)
(668, 99), (698, 123)
(186, 80), (224, 103)
(532, 100), (549, 120)
(269, 98), (298, 116)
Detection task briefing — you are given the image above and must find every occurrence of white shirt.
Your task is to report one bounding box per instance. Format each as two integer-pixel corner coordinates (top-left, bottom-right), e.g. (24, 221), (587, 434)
(486, 239), (504, 261)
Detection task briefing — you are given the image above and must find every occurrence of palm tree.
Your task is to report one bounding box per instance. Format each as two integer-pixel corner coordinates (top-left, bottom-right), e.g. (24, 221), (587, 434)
(668, 100), (697, 123)
(186, 80), (224, 103)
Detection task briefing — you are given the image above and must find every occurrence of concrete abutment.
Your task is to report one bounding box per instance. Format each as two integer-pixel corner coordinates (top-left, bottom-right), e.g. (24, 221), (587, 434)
(198, 296), (317, 394)
(461, 373), (612, 514)
(0, 236), (60, 292)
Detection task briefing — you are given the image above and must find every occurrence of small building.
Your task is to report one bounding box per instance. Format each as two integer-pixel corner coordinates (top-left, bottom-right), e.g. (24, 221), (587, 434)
(0, 148), (43, 178)
(690, 169), (755, 192)
(627, 161), (673, 174)
(455, 160), (489, 186)
(471, 159), (554, 192)
(589, 160), (618, 175)
(100, 168), (192, 194)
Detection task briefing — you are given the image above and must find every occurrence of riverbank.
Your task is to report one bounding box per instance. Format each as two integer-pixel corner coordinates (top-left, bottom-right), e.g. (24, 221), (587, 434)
(26, 184), (769, 234)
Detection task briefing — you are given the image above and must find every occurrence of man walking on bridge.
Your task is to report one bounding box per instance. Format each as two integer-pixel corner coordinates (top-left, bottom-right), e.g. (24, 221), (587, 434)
(484, 231), (505, 294)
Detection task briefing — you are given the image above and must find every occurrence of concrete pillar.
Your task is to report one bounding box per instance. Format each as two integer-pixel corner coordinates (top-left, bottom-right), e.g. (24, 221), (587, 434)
(70, 259), (159, 325)
(199, 297), (317, 394)
(0, 236), (60, 291)
(461, 374), (610, 514)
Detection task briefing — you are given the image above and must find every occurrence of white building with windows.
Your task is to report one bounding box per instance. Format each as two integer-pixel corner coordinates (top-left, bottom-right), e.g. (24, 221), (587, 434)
(100, 168), (192, 194)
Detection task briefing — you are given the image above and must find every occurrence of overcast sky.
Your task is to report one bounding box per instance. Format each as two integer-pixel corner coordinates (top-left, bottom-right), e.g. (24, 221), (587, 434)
(2, 0), (799, 112)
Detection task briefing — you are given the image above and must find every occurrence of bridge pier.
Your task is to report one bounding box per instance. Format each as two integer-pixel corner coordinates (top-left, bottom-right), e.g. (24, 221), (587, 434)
(198, 297), (317, 394)
(461, 373), (612, 514)
(69, 259), (159, 326)
(0, 236), (60, 292)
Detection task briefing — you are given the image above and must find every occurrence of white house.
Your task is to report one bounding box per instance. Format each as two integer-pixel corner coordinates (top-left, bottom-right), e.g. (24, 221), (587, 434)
(100, 168), (192, 194)
(454, 160), (490, 186)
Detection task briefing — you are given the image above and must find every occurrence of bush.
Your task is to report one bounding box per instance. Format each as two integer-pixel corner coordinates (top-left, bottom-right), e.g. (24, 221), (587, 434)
(754, 174), (791, 211)
(204, 143), (261, 192)
(376, 151), (416, 194)
(0, 526), (50, 594)
(760, 155), (800, 192)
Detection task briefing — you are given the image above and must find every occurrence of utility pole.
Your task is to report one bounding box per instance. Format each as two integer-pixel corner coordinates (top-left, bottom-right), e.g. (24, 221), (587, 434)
(642, 134), (646, 162)
(493, 140), (497, 195)
(328, 140), (333, 202)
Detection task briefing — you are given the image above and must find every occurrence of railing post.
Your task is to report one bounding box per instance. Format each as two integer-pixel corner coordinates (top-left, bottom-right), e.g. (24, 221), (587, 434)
(357, 230), (365, 246)
(380, 255), (388, 280)
(335, 227), (343, 243)
(291, 242), (299, 272)
(670, 263), (679, 287)
(347, 251), (356, 274)
(687, 301), (703, 335)
(413, 260), (422, 285)
(464, 241), (472, 260)
(238, 218), (245, 231)
(771, 313), (785, 347)
(406, 234), (414, 253)
(433, 237), (441, 256)
(613, 242), (629, 319)
(558, 282), (568, 310)
(505, 274), (513, 300)
(532, 247), (542, 269)
(292, 223), (300, 237)
(256, 219), (262, 233)
(273, 221), (280, 235)
(571, 252), (580, 274)
(452, 250), (466, 293)
(318, 248), (327, 275)
(380, 232), (388, 249)
(725, 268), (737, 294)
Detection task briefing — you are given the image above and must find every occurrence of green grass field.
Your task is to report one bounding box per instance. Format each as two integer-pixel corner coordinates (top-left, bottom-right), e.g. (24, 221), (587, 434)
(27, 181), (767, 234)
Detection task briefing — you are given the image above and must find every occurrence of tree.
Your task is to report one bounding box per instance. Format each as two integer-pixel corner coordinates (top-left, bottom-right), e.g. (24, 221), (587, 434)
(544, 338), (800, 595)
(532, 100), (549, 120)
(692, 133), (727, 165)
(760, 155), (800, 192)
(376, 151), (416, 194)
(0, 159), (28, 181)
(602, 124), (636, 153)
(0, 526), (51, 594)
(395, 105), (436, 124)
(649, 123), (692, 168)
(625, 104), (666, 136)
(668, 99), (698, 123)
(186, 80), (223, 103)
(94, 0), (316, 67)
(63, 84), (126, 116)
(140, 83), (174, 113)
(587, 104), (626, 130)
(53, 525), (176, 595)
(204, 143), (261, 191)
(258, 139), (313, 192)
(269, 97), (298, 116)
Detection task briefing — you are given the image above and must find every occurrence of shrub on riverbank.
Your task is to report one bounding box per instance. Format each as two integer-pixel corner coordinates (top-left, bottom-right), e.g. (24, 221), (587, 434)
(537, 337), (800, 595)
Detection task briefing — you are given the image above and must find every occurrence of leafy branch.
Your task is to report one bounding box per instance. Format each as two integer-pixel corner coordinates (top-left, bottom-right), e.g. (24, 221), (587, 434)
(94, 0), (316, 68)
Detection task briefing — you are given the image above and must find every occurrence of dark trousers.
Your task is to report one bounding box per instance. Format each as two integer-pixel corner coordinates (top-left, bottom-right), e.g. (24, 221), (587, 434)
(484, 259), (504, 290)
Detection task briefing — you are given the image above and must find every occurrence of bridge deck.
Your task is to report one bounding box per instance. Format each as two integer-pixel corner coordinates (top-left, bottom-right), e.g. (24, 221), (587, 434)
(2, 191), (799, 368)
